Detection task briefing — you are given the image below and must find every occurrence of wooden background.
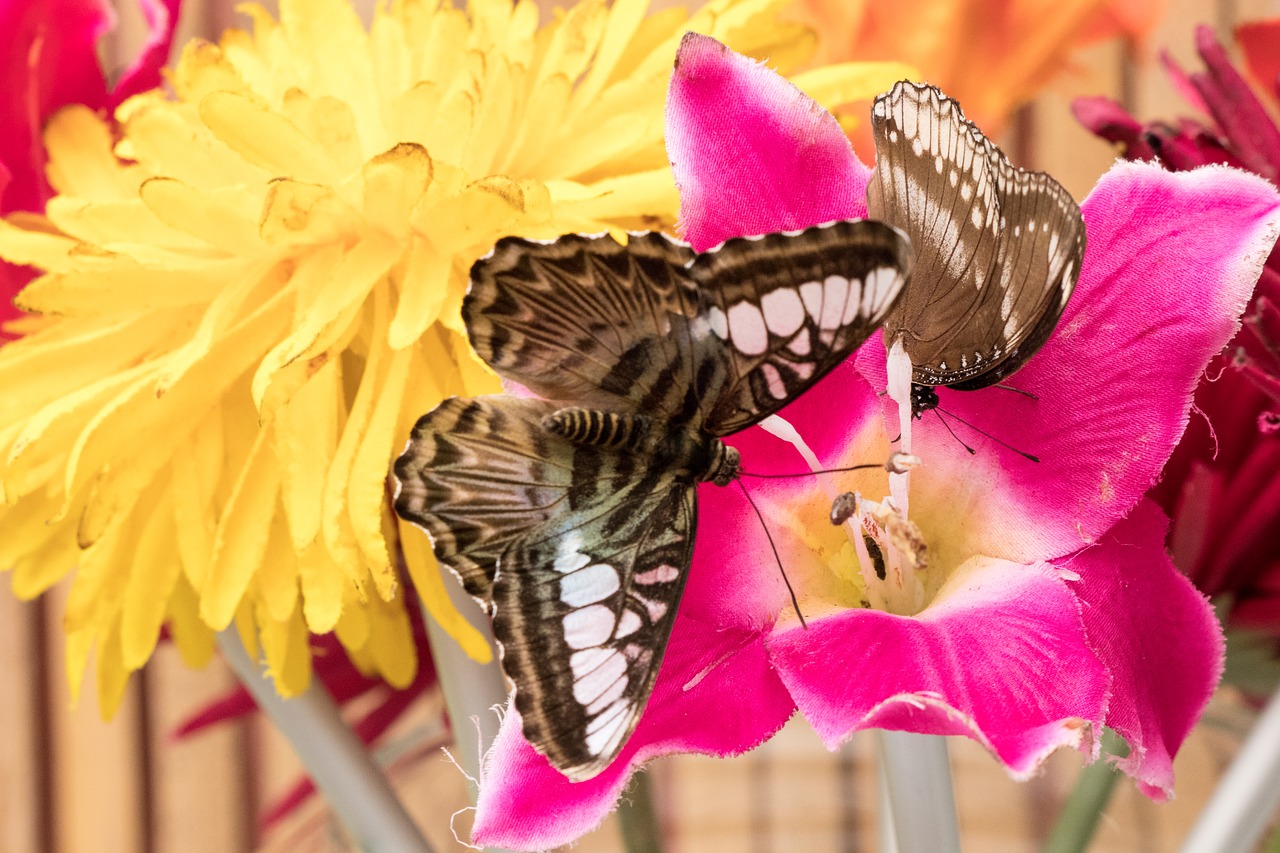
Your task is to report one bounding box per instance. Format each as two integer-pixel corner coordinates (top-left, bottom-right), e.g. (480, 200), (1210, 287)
(3, 0), (1280, 850)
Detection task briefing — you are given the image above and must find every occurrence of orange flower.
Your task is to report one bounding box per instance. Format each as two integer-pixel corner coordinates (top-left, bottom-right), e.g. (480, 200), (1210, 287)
(793, 0), (1162, 133)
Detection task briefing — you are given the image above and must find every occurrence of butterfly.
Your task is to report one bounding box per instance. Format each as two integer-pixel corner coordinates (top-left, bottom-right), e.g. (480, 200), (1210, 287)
(868, 81), (1087, 416)
(393, 220), (912, 780)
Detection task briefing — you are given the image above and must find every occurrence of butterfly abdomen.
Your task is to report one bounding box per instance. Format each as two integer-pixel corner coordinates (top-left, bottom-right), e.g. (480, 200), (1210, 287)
(543, 407), (651, 451)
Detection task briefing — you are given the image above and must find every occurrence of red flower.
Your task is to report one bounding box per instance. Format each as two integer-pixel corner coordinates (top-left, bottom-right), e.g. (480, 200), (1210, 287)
(1075, 22), (1280, 646)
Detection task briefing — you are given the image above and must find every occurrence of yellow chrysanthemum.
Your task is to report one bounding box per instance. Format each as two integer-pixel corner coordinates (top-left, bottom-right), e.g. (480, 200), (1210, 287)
(0, 0), (912, 714)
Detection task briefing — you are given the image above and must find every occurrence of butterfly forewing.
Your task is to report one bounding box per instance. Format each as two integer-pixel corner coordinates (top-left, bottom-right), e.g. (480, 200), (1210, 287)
(464, 232), (703, 420)
(868, 81), (1085, 389)
(492, 478), (694, 781)
(691, 220), (913, 434)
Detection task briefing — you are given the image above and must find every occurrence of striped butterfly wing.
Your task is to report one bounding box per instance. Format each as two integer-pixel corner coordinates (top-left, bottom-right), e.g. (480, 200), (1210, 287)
(396, 222), (913, 779)
(868, 81), (1086, 391)
(393, 396), (576, 601)
(464, 232), (705, 421)
(692, 220), (913, 434)
(493, 475), (694, 781)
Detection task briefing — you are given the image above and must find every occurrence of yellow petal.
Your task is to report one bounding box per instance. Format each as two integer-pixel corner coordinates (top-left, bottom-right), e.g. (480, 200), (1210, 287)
(139, 178), (264, 255)
(120, 492), (183, 670)
(388, 236), (451, 350)
(298, 540), (350, 633)
(791, 62), (922, 111)
(258, 179), (359, 246)
(333, 579), (371, 649)
(256, 601), (312, 697)
(348, 341), (413, 599)
(281, 89), (366, 176)
(167, 571), (216, 668)
(199, 91), (344, 185)
(170, 414), (223, 591)
(200, 422), (282, 629)
(361, 143), (433, 239)
(275, 359), (341, 550)
(255, 507), (300, 624)
(363, 587), (416, 689)
(168, 38), (256, 104)
(43, 106), (143, 202)
(399, 520), (492, 664)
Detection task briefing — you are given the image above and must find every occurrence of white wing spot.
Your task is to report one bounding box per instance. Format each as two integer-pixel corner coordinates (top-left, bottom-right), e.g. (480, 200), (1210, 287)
(761, 287), (806, 337)
(788, 328), (812, 356)
(934, 154), (944, 173)
(560, 563), (621, 607)
(727, 301), (769, 356)
(840, 277), (866, 324)
(911, 137), (924, 157)
(572, 649), (627, 706)
(800, 281), (823, 320)
(585, 700), (631, 757)
(707, 305), (729, 339)
(949, 170), (959, 187)
(634, 564), (680, 585)
(820, 275), (849, 329)
(564, 605), (616, 650)
(615, 609), (643, 638)
(960, 182), (973, 202)
(865, 267), (898, 312)
(555, 547), (591, 575)
(760, 362), (789, 400)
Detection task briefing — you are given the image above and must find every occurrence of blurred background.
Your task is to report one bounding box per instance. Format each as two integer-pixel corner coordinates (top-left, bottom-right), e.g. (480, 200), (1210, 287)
(2, 0), (1279, 850)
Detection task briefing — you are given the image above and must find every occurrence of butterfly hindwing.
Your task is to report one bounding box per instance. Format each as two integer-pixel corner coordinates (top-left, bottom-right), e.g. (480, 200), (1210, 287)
(492, 476), (694, 781)
(868, 81), (1085, 390)
(393, 395), (577, 601)
(464, 232), (704, 419)
(691, 220), (913, 434)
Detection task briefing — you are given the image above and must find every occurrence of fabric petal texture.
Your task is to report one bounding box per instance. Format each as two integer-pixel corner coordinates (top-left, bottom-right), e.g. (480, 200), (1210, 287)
(666, 32), (870, 252)
(1074, 499), (1226, 799)
(473, 611), (795, 850)
(879, 161), (1280, 567)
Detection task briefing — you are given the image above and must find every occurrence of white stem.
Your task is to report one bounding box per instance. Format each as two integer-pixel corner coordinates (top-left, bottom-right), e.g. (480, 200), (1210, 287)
(875, 731), (961, 853)
(1179, 683), (1280, 853)
(417, 570), (510, 799)
(218, 629), (434, 853)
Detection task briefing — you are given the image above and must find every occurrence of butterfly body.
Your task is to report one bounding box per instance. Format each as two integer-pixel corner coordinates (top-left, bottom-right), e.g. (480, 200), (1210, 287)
(395, 220), (912, 780)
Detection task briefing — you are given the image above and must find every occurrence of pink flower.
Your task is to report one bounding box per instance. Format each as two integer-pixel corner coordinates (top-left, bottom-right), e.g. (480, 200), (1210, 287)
(1075, 23), (1280, 646)
(0, 0), (179, 329)
(468, 35), (1280, 850)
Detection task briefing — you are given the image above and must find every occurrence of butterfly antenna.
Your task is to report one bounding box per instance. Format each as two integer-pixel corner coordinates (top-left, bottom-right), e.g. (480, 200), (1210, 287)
(931, 409), (976, 455)
(937, 406), (1041, 463)
(993, 383), (1039, 401)
(736, 480), (807, 629)
(740, 462), (882, 480)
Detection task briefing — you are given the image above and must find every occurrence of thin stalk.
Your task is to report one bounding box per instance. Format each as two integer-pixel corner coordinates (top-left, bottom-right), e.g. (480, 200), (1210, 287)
(875, 731), (961, 853)
(217, 629), (433, 853)
(617, 772), (664, 853)
(416, 570), (508, 798)
(1179, 683), (1280, 853)
(1041, 729), (1126, 853)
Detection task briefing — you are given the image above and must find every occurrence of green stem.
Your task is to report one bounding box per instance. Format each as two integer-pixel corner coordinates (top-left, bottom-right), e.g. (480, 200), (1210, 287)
(1041, 729), (1126, 853)
(617, 772), (664, 853)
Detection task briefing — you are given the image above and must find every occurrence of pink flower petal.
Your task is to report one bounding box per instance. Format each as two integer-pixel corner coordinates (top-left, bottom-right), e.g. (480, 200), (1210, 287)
(865, 161), (1280, 566)
(108, 0), (181, 107)
(472, 611), (794, 850)
(767, 558), (1109, 775)
(1074, 499), (1225, 799)
(665, 32), (869, 252)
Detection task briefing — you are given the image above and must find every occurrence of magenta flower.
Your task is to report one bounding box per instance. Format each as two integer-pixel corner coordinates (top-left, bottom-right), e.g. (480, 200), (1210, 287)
(467, 35), (1280, 850)
(1075, 24), (1280, 645)
(0, 0), (179, 329)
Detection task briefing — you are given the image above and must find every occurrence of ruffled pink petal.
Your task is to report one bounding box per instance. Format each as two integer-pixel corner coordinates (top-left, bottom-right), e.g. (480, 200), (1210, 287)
(864, 161), (1280, 565)
(767, 558), (1109, 775)
(472, 612), (793, 850)
(1072, 499), (1225, 799)
(688, 361), (889, 626)
(665, 32), (869, 252)
(108, 0), (181, 107)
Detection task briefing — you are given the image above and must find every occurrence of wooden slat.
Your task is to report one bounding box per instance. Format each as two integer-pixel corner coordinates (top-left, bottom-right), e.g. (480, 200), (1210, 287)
(147, 646), (253, 853)
(0, 590), (46, 853)
(45, 585), (146, 853)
